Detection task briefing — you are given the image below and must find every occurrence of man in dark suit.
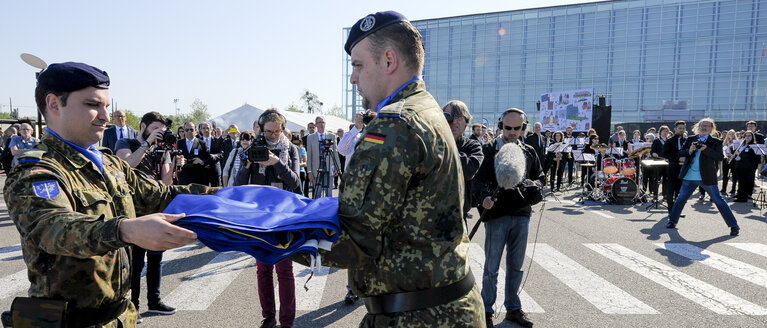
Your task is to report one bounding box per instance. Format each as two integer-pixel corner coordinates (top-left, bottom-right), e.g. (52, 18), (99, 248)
(663, 121), (687, 213)
(525, 122), (546, 169)
(198, 122), (223, 187)
(177, 122), (209, 185)
(301, 122), (315, 148)
(469, 123), (485, 145)
(102, 110), (138, 151)
(666, 118), (739, 236)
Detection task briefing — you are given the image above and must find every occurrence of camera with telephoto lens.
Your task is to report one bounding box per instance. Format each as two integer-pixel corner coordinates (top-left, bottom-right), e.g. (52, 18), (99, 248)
(692, 140), (705, 148)
(151, 118), (182, 156)
(247, 135), (280, 162)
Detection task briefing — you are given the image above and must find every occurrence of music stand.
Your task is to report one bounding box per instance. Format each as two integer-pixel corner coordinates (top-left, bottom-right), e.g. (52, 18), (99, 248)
(606, 147), (623, 157)
(749, 144), (767, 210)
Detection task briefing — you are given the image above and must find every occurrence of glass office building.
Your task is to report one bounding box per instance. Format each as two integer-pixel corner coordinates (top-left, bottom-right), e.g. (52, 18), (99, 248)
(343, 0), (767, 125)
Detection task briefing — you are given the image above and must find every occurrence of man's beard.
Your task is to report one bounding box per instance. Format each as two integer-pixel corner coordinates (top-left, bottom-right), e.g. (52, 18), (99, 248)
(142, 130), (150, 141)
(362, 97), (372, 110)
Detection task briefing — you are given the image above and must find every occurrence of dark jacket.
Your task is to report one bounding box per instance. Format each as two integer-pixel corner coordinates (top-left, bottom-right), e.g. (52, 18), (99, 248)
(663, 135), (687, 169)
(651, 138), (666, 158)
(455, 135), (484, 212)
(524, 133), (546, 163)
(177, 137), (210, 185)
(677, 135), (724, 186)
(474, 139), (545, 219)
(102, 125), (138, 151)
(734, 142), (761, 171)
(235, 144), (301, 193)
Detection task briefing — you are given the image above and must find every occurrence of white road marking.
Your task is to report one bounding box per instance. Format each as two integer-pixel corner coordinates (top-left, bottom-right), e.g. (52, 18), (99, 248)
(659, 243), (767, 290)
(141, 243), (200, 277)
(560, 200), (614, 219)
(285, 263), (331, 311)
(586, 243), (767, 315)
(726, 243), (767, 259)
(164, 251), (254, 310)
(527, 243), (656, 314)
(468, 243), (544, 313)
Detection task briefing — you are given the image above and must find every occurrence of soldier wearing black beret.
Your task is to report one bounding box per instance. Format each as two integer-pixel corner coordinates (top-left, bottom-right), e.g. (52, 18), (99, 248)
(293, 11), (486, 327)
(4, 62), (218, 327)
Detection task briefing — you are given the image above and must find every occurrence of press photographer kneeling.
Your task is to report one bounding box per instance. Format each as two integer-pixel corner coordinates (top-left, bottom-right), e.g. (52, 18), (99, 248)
(234, 110), (301, 328)
(114, 111), (185, 319)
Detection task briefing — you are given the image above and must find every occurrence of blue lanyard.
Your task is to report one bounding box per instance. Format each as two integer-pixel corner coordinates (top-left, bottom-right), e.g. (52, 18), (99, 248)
(376, 76), (423, 113)
(46, 128), (105, 174)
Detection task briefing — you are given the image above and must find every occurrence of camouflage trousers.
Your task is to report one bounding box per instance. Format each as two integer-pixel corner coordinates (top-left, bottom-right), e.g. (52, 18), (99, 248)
(94, 302), (138, 328)
(359, 284), (485, 328)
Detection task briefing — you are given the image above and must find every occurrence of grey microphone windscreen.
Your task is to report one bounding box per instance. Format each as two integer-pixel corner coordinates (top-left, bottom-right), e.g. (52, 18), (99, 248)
(495, 142), (526, 189)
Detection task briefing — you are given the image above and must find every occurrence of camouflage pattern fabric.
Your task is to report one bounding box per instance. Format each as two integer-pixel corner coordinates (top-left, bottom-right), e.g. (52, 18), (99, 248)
(294, 80), (485, 326)
(4, 132), (216, 327)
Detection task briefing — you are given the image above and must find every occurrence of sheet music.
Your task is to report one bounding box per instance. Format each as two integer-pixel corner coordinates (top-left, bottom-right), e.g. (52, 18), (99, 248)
(582, 153), (596, 162)
(733, 139), (741, 149)
(607, 147), (623, 156)
(749, 144), (767, 155)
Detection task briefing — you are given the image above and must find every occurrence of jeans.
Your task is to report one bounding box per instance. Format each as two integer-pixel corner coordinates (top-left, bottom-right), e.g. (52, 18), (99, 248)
(669, 180), (738, 228)
(131, 246), (164, 309)
(481, 215), (530, 313)
(257, 260), (295, 326)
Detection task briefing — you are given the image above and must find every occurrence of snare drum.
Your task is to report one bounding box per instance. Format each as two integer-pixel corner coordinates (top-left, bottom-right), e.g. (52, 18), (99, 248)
(602, 158), (618, 174)
(603, 176), (637, 204)
(620, 158), (636, 175)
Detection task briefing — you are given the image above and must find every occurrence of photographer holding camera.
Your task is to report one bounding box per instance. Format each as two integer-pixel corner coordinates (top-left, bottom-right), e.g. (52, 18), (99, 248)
(235, 110), (300, 328)
(114, 111), (184, 320)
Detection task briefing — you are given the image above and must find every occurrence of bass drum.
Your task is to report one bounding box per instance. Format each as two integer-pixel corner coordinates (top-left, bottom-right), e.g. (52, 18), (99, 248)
(603, 176), (637, 205)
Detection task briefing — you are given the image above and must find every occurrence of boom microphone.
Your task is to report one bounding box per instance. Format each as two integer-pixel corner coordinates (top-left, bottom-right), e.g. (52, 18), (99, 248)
(468, 141), (527, 240)
(495, 142), (526, 189)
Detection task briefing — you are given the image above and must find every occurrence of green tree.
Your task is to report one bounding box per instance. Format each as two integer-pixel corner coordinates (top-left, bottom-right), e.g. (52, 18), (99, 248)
(300, 90), (323, 114)
(322, 105), (345, 119)
(286, 102), (303, 113)
(189, 98), (211, 123)
(121, 109), (141, 130)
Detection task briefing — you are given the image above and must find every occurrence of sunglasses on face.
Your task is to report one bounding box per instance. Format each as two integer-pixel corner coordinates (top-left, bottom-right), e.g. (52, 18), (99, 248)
(185, 128), (195, 132)
(503, 125), (523, 131)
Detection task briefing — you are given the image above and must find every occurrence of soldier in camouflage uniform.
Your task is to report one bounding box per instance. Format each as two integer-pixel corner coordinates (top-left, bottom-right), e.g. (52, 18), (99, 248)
(4, 62), (216, 327)
(293, 11), (484, 327)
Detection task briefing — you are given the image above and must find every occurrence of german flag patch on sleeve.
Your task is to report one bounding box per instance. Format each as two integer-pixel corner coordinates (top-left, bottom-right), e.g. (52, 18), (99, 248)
(363, 133), (386, 145)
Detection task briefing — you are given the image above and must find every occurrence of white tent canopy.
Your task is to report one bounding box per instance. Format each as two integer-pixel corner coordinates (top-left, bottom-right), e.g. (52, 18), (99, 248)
(210, 104), (353, 135)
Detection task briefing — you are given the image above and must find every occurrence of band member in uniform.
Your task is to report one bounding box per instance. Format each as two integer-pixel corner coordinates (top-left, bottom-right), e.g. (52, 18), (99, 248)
(732, 131), (760, 203)
(547, 131), (569, 192)
(663, 121), (687, 214)
(721, 129), (739, 196)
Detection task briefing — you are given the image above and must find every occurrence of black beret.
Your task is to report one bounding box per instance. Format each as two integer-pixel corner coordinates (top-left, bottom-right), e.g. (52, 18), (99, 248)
(344, 11), (408, 55)
(37, 62), (110, 92)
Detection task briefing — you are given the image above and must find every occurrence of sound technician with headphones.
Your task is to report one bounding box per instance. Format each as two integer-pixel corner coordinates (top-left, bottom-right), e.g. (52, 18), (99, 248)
(474, 108), (544, 328)
(235, 110), (300, 328)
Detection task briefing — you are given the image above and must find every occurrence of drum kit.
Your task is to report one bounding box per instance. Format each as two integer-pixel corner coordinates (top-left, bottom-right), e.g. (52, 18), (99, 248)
(582, 145), (661, 205)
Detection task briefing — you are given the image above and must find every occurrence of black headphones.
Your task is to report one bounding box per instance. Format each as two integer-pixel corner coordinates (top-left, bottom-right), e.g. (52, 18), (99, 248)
(497, 108), (528, 131)
(257, 109), (287, 131)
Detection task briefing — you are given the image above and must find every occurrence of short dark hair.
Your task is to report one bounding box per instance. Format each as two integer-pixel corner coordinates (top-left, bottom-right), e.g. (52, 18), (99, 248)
(34, 85), (70, 118)
(674, 120), (686, 127)
(367, 21), (425, 75)
(140, 112), (165, 128)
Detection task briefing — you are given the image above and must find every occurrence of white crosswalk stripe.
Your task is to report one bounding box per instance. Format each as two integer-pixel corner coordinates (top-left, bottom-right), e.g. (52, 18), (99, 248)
(0, 244), (22, 262)
(658, 243), (767, 290)
(585, 243), (767, 315)
(164, 251), (254, 310)
(560, 200), (614, 218)
(527, 243), (657, 314)
(726, 243), (767, 259)
(468, 243), (544, 313)
(140, 243), (200, 277)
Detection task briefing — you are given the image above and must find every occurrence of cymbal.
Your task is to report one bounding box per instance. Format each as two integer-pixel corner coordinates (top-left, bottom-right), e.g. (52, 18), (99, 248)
(592, 143), (609, 151)
(580, 163), (595, 167)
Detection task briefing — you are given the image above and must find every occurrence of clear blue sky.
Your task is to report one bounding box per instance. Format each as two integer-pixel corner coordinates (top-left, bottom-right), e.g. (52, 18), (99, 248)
(0, 0), (598, 120)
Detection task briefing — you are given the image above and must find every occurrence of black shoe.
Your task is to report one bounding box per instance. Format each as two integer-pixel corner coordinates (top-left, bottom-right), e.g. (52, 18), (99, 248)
(505, 309), (533, 327)
(259, 317), (277, 328)
(147, 302), (176, 315)
(136, 313), (143, 324)
(734, 198), (748, 203)
(665, 222), (676, 229)
(730, 227), (740, 236)
(344, 290), (359, 304)
(485, 312), (494, 328)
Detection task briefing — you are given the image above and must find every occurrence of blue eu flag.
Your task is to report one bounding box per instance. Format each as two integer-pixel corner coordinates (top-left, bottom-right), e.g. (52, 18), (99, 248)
(164, 186), (339, 265)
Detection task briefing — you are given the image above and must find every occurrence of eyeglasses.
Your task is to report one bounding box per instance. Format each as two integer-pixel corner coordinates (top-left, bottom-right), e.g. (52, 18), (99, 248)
(503, 125), (523, 131)
(264, 129), (283, 135)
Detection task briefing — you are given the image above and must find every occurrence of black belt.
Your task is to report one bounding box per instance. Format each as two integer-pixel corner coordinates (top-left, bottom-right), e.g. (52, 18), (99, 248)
(68, 298), (130, 328)
(363, 271), (475, 314)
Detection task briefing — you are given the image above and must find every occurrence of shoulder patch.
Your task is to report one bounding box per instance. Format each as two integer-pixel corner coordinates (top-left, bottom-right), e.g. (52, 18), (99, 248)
(363, 132), (386, 145)
(378, 101), (404, 118)
(17, 149), (46, 161)
(32, 180), (61, 199)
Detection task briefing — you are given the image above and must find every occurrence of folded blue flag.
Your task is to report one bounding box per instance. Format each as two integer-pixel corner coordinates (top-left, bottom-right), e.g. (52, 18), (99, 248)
(163, 186), (339, 265)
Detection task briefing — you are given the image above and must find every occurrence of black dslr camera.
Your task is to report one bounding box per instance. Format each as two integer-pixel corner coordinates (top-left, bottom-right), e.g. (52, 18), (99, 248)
(151, 118), (182, 156)
(692, 140), (705, 148)
(362, 111), (376, 125)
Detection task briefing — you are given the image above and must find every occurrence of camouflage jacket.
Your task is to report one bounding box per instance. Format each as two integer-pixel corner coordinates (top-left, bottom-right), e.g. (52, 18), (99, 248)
(298, 80), (471, 298)
(4, 132), (216, 309)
